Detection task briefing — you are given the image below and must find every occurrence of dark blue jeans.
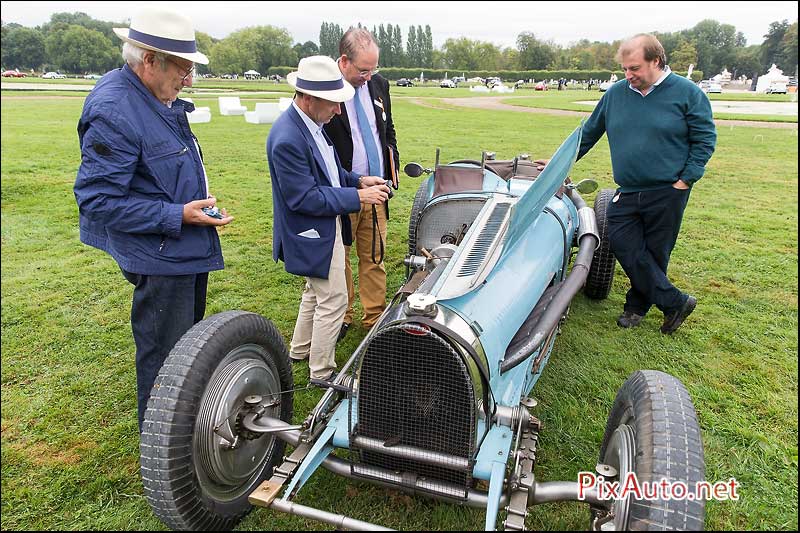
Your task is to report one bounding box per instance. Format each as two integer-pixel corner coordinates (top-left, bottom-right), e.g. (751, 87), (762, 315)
(607, 186), (691, 317)
(121, 270), (208, 431)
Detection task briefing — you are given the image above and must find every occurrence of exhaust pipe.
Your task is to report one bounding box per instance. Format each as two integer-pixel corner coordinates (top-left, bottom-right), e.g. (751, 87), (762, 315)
(500, 189), (598, 374)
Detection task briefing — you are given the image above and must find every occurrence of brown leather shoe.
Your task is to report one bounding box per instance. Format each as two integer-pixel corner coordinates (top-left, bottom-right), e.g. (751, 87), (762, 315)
(661, 296), (697, 334)
(617, 310), (644, 328)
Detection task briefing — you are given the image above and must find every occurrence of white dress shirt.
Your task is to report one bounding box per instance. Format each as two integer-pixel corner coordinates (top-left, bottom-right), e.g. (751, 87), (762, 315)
(292, 101), (341, 187)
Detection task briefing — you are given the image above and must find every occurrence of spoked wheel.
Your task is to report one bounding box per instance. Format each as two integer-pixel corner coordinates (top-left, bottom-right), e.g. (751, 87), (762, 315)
(140, 311), (293, 530)
(591, 370), (705, 531)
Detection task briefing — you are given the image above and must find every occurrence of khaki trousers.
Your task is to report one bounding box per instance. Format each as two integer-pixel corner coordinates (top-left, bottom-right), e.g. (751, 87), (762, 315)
(290, 220), (347, 379)
(343, 202), (387, 329)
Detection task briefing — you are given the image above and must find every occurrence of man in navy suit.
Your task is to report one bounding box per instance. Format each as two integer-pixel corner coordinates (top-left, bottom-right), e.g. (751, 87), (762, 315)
(268, 55), (390, 381)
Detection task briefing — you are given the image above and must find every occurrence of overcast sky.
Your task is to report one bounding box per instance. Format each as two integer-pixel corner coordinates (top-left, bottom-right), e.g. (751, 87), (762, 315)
(1, 1), (797, 48)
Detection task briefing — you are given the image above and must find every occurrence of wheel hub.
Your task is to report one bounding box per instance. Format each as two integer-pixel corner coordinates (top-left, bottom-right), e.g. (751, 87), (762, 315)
(194, 345), (281, 500)
(601, 424), (636, 531)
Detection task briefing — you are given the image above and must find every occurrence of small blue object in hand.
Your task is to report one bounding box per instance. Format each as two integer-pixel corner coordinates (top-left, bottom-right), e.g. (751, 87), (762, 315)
(202, 206), (223, 219)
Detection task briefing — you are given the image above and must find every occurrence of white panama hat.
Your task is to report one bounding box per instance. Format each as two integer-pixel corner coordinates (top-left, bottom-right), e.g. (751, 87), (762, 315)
(114, 7), (208, 65)
(287, 56), (354, 103)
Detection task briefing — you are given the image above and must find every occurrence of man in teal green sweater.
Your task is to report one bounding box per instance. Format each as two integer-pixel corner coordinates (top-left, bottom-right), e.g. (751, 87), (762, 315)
(546, 34), (717, 333)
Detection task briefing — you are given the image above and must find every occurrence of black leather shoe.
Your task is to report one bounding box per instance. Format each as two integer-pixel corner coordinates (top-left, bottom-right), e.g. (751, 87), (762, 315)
(336, 323), (350, 343)
(616, 310), (644, 328)
(661, 296), (697, 334)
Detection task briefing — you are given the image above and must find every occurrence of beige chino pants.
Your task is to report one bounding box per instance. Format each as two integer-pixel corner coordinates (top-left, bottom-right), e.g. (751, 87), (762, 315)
(290, 219), (348, 379)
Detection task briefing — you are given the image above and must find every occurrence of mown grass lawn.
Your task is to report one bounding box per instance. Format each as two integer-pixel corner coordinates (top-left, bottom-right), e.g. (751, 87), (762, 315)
(1, 92), (797, 531)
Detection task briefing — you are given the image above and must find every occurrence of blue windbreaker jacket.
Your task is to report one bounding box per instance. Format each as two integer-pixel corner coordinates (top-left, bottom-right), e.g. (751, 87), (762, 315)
(74, 65), (223, 275)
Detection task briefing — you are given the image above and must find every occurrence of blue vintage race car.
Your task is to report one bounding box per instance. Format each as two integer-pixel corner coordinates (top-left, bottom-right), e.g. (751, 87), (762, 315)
(140, 127), (705, 531)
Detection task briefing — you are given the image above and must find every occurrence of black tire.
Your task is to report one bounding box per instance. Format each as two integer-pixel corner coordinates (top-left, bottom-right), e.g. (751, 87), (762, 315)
(583, 188), (617, 300)
(592, 370), (705, 531)
(408, 176), (431, 256)
(140, 311), (294, 530)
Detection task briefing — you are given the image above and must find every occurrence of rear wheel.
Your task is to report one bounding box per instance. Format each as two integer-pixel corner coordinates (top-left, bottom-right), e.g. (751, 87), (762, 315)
(140, 311), (293, 530)
(591, 370), (705, 531)
(408, 177), (431, 256)
(583, 188), (616, 300)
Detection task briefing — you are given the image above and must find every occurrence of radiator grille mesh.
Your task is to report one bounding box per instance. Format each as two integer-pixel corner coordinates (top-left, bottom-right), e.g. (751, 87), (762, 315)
(352, 324), (476, 496)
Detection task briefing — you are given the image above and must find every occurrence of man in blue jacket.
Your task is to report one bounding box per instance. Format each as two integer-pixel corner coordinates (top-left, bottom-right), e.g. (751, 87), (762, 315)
(73, 7), (232, 430)
(538, 34), (716, 334)
(268, 56), (390, 381)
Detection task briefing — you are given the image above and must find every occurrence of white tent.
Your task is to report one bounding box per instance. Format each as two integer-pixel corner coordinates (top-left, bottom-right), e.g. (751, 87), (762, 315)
(244, 69), (261, 80)
(755, 64), (789, 93)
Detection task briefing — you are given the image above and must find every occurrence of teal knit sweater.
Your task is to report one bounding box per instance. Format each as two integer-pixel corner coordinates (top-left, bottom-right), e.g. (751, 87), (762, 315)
(578, 72), (717, 192)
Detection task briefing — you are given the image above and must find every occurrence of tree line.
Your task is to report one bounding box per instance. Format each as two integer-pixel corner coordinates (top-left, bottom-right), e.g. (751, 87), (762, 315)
(2, 13), (796, 80)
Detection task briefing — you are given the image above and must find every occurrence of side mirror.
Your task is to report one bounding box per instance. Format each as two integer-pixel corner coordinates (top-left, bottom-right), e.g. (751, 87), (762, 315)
(566, 179), (599, 194)
(404, 162), (431, 178)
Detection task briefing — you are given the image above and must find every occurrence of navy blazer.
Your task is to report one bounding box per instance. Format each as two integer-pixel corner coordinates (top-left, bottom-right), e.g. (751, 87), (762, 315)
(267, 105), (362, 279)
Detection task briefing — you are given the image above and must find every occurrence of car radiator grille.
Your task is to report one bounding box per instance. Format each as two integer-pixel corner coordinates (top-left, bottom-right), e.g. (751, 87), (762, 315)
(351, 323), (477, 498)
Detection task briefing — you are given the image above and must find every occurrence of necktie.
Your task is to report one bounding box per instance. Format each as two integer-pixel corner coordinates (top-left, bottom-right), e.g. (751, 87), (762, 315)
(352, 88), (382, 177)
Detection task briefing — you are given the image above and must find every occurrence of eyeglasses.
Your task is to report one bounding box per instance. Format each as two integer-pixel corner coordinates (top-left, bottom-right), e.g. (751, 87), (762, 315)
(356, 66), (380, 78)
(166, 57), (195, 82)
(345, 56), (379, 78)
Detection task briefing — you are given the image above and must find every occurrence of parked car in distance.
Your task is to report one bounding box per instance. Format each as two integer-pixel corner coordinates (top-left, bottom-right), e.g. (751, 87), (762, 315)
(598, 81), (612, 92)
(452, 76), (466, 84)
(766, 81), (787, 94)
(440, 79), (456, 88)
(2, 70), (27, 78)
(84, 73), (103, 80)
(42, 72), (66, 79)
(699, 80), (721, 93)
(534, 81), (548, 91)
(396, 78), (414, 87)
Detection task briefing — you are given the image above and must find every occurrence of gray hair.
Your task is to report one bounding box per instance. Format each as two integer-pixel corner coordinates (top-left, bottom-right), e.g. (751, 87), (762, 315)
(339, 27), (378, 60)
(122, 42), (167, 70)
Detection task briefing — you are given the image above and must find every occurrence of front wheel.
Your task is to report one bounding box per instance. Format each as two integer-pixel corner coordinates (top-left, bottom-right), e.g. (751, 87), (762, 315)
(140, 311), (294, 530)
(592, 370), (705, 531)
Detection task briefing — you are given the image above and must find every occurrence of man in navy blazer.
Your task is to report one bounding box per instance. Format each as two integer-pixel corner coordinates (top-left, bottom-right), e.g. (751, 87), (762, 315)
(268, 55), (390, 381)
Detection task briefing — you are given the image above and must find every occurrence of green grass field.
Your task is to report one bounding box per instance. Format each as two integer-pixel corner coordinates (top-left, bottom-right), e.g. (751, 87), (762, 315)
(1, 90), (797, 531)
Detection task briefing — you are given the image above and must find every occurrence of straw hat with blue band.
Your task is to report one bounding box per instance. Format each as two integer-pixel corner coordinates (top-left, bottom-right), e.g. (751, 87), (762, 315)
(287, 56), (354, 102)
(113, 7), (209, 65)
